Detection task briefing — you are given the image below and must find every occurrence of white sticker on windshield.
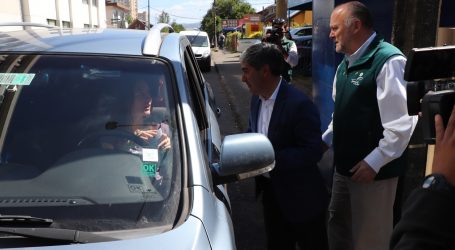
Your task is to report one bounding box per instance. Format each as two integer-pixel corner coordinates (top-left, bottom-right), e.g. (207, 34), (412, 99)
(142, 148), (159, 162)
(0, 73), (35, 85)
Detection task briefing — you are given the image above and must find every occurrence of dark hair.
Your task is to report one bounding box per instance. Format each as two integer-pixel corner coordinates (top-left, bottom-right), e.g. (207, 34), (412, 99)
(345, 1), (373, 29)
(239, 43), (284, 76)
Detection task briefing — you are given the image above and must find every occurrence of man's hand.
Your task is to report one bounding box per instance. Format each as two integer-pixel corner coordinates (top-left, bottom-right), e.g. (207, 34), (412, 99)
(350, 160), (377, 182)
(432, 105), (455, 186)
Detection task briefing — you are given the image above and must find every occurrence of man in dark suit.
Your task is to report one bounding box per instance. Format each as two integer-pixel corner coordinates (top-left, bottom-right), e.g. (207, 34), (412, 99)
(240, 42), (329, 250)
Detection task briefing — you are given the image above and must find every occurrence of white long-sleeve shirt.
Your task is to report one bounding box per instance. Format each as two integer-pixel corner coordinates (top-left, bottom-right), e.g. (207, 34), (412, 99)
(322, 33), (418, 173)
(285, 41), (299, 68)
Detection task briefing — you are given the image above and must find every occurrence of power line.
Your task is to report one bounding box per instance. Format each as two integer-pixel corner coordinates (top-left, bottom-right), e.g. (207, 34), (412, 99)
(138, 4), (202, 21)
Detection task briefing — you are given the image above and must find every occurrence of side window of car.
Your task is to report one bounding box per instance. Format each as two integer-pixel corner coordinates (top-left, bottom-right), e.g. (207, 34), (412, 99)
(183, 45), (208, 134)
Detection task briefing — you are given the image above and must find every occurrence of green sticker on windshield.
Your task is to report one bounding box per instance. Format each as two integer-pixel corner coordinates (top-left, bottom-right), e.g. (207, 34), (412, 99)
(0, 73), (35, 85)
(141, 163), (157, 177)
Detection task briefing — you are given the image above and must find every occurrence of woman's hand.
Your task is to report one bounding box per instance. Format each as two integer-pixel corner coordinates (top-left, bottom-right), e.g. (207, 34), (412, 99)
(157, 133), (171, 150)
(134, 129), (171, 150)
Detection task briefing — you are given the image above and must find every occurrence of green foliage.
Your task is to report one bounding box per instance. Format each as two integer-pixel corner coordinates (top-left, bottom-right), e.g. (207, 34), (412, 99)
(158, 11), (170, 24)
(171, 22), (185, 33)
(225, 31), (241, 52)
(200, 0), (255, 46)
(126, 15), (133, 24)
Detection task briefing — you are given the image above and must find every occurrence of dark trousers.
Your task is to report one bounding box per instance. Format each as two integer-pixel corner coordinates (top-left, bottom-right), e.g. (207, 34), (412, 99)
(257, 176), (329, 250)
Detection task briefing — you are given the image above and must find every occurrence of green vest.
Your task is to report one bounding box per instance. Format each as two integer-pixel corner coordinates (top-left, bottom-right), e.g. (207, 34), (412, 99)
(333, 37), (406, 180)
(281, 38), (294, 82)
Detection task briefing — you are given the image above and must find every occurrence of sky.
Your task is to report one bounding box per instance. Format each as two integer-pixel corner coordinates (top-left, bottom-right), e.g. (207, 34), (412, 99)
(137, 0), (275, 24)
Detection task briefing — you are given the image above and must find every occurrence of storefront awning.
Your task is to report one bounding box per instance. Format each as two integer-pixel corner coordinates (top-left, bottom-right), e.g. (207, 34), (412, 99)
(288, 0), (312, 10)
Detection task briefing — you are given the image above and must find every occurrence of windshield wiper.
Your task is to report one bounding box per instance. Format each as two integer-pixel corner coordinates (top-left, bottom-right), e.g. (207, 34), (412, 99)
(0, 227), (116, 243)
(0, 214), (53, 226)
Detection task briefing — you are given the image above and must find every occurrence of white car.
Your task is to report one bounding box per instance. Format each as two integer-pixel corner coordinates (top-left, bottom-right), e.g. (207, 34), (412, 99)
(180, 30), (212, 72)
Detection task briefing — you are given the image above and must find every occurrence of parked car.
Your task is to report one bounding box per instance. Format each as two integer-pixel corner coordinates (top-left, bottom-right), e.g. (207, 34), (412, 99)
(236, 38), (262, 53)
(289, 26), (312, 40)
(290, 26), (312, 76)
(0, 23), (275, 249)
(180, 30), (212, 72)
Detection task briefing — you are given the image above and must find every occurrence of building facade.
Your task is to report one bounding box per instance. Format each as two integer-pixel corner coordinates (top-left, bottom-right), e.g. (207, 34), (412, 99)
(105, 0), (130, 28)
(0, 0), (106, 31)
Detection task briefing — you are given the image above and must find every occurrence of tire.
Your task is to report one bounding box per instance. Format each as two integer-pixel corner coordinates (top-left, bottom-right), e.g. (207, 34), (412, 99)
(204, 56), (211, 72)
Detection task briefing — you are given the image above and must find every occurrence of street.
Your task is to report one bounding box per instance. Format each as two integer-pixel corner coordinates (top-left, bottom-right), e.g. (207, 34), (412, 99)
(203, 50), (267, 250)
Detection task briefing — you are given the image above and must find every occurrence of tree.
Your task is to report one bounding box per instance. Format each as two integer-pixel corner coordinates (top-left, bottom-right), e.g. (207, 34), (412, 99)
(158, 11), (170, 24)
(171, 21), (185, 33)
(126, 14), (133, 25)
(200, 0), (255, 45)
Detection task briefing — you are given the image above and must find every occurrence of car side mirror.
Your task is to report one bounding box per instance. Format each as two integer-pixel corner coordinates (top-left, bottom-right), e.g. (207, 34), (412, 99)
(212, 133), (275, 185)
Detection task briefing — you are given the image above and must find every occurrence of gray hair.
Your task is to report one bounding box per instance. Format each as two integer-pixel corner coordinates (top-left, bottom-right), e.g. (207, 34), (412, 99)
(340, 1), (373, 29)
(239, 43), (283, 76)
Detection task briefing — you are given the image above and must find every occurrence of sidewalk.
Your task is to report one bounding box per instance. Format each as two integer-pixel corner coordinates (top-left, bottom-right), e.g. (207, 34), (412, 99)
(211, 49), (313, 98)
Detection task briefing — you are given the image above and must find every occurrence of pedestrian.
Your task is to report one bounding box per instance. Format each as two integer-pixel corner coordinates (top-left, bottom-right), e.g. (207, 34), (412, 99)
(390, 105), (455, 250)
(218, 32), (225, 49)
(240, 42), (329, 250)
(263, 18), (298, 83)
(322, 2), (418, 250)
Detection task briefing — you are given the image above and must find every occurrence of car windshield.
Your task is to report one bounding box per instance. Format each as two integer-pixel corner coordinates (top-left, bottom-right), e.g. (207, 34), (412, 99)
(185, 35), (209, 47)
(0, 54), (181, 233)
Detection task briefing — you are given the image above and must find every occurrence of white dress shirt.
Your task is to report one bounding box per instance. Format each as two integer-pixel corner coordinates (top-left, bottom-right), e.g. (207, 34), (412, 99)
(322, 33), (418, 173)
(258, 78), (282, 136)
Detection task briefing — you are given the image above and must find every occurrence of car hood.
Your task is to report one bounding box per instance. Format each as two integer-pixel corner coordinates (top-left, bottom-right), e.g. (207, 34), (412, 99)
(191, 46), (210, 55)
(18, 216), (210, 250)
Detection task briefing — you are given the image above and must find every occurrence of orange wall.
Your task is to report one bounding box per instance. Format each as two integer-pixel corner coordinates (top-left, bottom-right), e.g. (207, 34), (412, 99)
(291, 10), (312, 27)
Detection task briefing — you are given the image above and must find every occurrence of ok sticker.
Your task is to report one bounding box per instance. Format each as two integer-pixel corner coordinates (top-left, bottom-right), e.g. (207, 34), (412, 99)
(141, 163), (157, 177)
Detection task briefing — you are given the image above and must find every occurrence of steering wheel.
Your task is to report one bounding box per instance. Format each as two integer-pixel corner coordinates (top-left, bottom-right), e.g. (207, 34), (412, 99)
(77, 129), (149, 148)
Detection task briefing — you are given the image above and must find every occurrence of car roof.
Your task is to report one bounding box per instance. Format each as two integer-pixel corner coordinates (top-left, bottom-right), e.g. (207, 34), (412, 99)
(0, 23), (179, 56)
(180, 30), (208, 36)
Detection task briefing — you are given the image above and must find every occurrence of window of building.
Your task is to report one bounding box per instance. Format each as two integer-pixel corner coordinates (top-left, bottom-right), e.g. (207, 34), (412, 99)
(82, 0), (88, 4)
(47, 19), (57, 27)
(62, 21), (71, 28)
(92, 0), (97, 6)
(84, 24), (90, 28)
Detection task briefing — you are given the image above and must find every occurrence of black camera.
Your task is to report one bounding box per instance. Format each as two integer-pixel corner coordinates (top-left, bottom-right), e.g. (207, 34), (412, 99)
(405, 45), (455, 143)
(264, 27), (283, 46)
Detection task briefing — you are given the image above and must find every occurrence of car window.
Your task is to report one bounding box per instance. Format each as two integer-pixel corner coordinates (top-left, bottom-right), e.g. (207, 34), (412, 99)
(184, 35), (209, 47)
(295, 28), (312, 36)
(183, 46), (209, 133)
(0, 54), (181, 232)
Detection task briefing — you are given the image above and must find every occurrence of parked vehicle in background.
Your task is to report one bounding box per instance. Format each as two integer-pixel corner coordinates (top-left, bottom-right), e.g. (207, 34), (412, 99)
(0, 23), (275, 249)
(180, 30), (212, 72)
(236, 38), (261, 53)
(290, 26), (312, 76)
(289, 26), (312, 40)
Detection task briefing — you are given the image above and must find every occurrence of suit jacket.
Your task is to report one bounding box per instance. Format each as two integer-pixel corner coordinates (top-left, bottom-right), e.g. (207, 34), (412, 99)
(248, 80), (329, 223)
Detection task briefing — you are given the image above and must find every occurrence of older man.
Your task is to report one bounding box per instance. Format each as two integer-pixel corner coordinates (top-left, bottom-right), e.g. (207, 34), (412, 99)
(322, 2), (418, 250)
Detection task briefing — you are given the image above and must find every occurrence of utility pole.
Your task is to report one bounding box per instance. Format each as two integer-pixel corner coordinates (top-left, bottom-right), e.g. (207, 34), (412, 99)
(148, 0), (151, 29)
(213, 0), (218, 51)
(275, 0), (287, 20)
